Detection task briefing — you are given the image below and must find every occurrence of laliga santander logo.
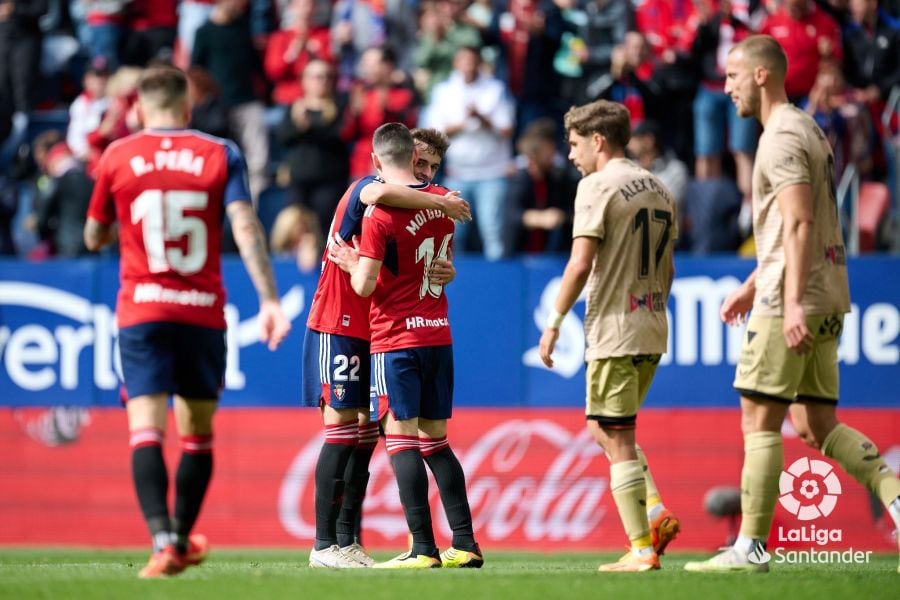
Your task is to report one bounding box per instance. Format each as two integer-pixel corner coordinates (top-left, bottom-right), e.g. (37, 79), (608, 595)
(778, 457), (842, 521)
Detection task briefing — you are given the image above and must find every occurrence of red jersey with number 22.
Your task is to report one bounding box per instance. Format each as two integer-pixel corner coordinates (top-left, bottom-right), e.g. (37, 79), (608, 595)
(87, 129), (250, 329)
(359, 185), (455, 353)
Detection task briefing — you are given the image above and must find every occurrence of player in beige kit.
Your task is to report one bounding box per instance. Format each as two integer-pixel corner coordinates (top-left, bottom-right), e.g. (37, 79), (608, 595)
(686, 35), (900, 573)
(539, 99), (680, 572)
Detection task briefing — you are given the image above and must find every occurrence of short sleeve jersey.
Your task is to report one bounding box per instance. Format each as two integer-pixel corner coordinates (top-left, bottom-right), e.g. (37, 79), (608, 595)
(573, 158), (678, 361)
(306, 176), (378, 341)
(751, 104), (850, 316)
(358, 183), (454, 353)
(86, 128), (250, 329)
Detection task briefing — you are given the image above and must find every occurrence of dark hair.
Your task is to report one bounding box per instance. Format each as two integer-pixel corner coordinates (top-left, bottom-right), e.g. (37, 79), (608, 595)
(411, 127), (450, 160)
(373, 122), (415, 167)
(563, 100), (631, 150)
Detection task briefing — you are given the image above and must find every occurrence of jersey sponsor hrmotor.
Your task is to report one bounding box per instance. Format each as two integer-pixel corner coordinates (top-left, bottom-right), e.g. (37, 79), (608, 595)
(306, 176), (378, 341)
(358, 183), (453, 353)
(86, 128), (250, 329)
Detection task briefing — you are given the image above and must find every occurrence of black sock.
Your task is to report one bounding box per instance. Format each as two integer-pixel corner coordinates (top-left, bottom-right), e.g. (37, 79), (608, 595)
(337, 446), (374, 547)
(314, 442), (355, 550)
(132, 445), (171, 552)
(171, 450), (213, 553)
(424, 446), (477, 551)
(390, 448), (437, 557)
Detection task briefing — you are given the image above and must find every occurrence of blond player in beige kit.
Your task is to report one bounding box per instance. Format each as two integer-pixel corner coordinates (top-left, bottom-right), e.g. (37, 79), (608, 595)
(685, 34), (900, 573)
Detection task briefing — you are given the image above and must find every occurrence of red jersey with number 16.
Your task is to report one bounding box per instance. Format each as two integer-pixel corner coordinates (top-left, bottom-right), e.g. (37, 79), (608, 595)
(87, 129), (250, 329)
(358, 187), (455, 353)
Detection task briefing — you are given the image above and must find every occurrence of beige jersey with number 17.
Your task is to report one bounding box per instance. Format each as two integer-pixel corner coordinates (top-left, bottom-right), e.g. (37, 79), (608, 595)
(573, 158), (678, 361)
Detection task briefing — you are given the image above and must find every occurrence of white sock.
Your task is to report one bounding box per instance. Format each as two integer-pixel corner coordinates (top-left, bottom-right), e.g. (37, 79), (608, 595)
(647, 503), (665, 522)
(733, 534), (757, 556)
(632, 546), (654, 558)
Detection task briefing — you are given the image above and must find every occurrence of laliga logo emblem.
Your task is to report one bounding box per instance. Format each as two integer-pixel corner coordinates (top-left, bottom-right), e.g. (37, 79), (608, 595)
(778, 457), (842, 521)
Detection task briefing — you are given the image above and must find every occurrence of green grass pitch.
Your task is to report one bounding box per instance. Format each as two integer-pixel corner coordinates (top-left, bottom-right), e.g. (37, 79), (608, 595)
(0, 549), (895, 600)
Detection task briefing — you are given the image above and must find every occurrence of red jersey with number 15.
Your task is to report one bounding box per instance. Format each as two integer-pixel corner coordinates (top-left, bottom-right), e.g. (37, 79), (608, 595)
(86, 129), (251, 330)
(359, 186), (454, 353)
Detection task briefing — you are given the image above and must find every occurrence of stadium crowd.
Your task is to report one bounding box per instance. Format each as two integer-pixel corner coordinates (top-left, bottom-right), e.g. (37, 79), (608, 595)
(0, 0), (898, 261)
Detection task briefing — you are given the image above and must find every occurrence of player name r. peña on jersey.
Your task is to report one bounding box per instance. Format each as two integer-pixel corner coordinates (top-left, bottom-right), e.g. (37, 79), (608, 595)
(129, 148), (205, 178)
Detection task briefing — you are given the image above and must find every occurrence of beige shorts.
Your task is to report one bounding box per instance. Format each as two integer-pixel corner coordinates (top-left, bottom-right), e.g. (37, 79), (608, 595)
(585, 355), (661, 427)
(734, 313), (843, 403)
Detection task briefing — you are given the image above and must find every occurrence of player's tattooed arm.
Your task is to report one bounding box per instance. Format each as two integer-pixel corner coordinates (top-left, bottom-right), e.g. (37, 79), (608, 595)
(360, 182), (472, 223)
(227, 200), (279, 302)
(83, 217), (116, 252)
(227, 200), (291, 350)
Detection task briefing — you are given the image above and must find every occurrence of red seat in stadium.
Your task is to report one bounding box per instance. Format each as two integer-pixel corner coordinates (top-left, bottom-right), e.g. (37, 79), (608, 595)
(857, 181), (891, 253)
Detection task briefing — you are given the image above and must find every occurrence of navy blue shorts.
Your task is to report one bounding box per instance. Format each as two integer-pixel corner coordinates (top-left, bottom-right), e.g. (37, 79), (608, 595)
(372, 345), (453, 422)
(118, 321), (226, 400)
(302, 329), (371, 410)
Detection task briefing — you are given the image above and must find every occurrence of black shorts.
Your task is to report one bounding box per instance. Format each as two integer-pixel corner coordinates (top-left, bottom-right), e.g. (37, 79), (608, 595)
(118, 321), (226, 400)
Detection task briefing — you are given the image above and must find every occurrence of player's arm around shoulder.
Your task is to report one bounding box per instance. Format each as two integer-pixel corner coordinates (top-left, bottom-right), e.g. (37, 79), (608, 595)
(359, 181), (472, 223)
(226, 200), (291, 350)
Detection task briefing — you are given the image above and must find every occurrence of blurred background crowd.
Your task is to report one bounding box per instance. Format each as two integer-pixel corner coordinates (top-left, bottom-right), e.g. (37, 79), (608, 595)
(0, 0), (898, 267)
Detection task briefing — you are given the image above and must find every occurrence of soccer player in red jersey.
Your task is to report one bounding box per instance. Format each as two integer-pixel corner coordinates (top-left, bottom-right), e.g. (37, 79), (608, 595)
(83, 66), (291, 578)
(329, 123), (483, 569)
(302, 128), (469, 568)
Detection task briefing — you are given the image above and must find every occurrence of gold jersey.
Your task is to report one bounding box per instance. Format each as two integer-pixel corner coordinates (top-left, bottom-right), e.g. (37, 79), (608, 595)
(573, 158), (678, 360)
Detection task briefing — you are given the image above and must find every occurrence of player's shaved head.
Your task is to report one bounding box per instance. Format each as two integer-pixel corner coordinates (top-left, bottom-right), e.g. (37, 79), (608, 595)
(138, 66), (189, 112)
(411, 128), (449, 161)
(729, 35), (787, 83)
(373, 122), (416, 168)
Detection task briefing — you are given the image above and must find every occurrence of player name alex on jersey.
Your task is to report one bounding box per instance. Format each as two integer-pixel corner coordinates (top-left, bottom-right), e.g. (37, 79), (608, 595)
(405, 208), (448, 236)
(620, 176), (672, 202)
(129, 148), (205, 177)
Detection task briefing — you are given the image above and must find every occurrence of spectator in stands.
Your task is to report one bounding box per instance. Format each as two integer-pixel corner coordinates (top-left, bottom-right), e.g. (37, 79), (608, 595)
(66, 57), (110, 163)
(264, 0), (332, 106)
(84, 65), (141, 175)
(34, 139), (93, 257)
(121, 0), (177, 66)
(274, 59), (348, 238)
(632, 0), (698, 162)
(192, 0), (270, 204)
(0, 0), (47, 164)
(556, 0), (632, 106)
(186, 66), (230, 139)
(341, 46), (417, 180)
(761, 0), (843, 102)
(842, 0), (900, 122)
(507, 117), (576, 254)
(489, 0), (566, 131)
(691, 0), (757, 207)
(681, 176), (743, 254)
(412, 0), (483, 100)
(627, 120), (689, 218)
(330, 0), (393, 90)
(801, 59), (874, 179)
(422, 45), (515, 260)
(176, 0), (216, 68)
(269, 203), (322, 272)
(82, 0), (128, 69)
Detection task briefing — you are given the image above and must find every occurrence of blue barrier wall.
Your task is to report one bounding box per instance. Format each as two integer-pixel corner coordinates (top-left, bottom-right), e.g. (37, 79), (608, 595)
(0, 257), (897, 408)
